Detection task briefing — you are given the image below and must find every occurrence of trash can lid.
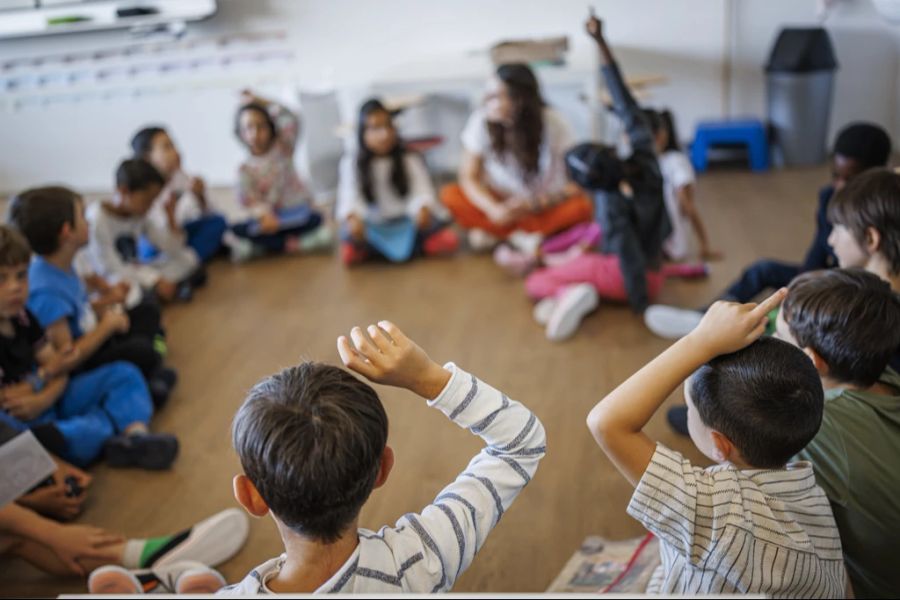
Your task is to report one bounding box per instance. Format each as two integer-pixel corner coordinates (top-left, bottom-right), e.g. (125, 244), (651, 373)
(765, 27), (838, 72)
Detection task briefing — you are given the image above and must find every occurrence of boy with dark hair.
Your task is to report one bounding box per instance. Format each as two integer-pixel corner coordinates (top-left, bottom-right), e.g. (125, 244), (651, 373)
(587, 290), (846, 596)
(131, 126), (228, 263)
(776, 268), (900, 598)
(0, 225), (177, 469)
(84, 159), (203, 304)
(221, 321), (546, 594)
(645, 121), (892, 339)
(8, 186), (177, 406)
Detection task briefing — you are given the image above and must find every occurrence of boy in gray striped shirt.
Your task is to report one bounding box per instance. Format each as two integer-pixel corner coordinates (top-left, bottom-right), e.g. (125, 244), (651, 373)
(587, 290), (848, 597)
(219, 320), (545, 594)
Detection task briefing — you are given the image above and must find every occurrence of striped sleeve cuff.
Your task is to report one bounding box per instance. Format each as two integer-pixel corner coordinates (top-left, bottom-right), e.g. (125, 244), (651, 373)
(427, 362), (464, 415)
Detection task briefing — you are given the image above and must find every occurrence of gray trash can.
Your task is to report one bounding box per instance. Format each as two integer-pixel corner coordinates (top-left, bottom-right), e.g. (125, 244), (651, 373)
(766, 28), (838, 167)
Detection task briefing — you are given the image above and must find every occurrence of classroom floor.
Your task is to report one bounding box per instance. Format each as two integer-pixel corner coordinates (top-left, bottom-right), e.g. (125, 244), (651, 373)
(2, 164), (827, 596)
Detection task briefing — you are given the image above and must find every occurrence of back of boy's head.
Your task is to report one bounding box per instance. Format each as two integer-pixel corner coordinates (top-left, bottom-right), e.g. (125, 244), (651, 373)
(833, 122), (891, 168)
(0, 224), (31, 267)
(783, 268), (900, 388)
(8, 186), (80, 256)
(232, 362), (388, 543)
(827, 168), (900, 274)
(689, 337), (824, 469)
(130, 126), (167, 158)
(116, 159), (165, 193)
(565, 143), (624, 191)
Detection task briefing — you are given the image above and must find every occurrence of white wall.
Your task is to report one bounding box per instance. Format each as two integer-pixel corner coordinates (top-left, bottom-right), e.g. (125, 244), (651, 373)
(0, 0), (897, 194)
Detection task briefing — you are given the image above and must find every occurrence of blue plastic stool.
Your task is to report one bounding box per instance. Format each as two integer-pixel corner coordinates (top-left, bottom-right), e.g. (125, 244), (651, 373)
(690, 119), (770, 173)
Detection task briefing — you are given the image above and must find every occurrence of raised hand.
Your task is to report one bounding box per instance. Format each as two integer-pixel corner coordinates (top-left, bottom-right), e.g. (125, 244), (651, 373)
(337, 321), (450, 400)
(687, 288), (787, 358)
(585, 10), (604, 43)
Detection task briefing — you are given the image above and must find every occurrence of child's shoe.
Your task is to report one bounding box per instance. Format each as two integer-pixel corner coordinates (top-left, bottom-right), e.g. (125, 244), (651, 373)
(546, 283), (599, 342)
(643, 304), (704, 339)
(341, 242), (370, 266)
(423, 228), (460, 256)
(507, 230), (543, 256)
(105, 432), (179, 470)
(228, 237), (260, 264)
(88, 561), (226, 595)
(493, 244), (536, 276)
(467, 228), (500, 252)
(147, 367), (177, 409)
(532, 297), (558, 326)
(299, 223), (335, 253)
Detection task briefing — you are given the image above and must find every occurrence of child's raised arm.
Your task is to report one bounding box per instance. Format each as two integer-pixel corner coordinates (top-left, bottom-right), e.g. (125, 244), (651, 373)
(587, 289), (787, 486)
(338, 321), (546, 592)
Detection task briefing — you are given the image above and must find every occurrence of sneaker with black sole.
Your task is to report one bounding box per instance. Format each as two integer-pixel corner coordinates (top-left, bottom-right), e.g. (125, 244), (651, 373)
(105, 432), (179, 470)
(546, 283), (599, 342)
(175, 282), (194, 303)
(148, 367), (178, 409)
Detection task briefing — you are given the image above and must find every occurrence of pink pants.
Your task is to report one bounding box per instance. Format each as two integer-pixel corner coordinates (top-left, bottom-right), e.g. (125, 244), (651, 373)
(525, 254), (707, 304)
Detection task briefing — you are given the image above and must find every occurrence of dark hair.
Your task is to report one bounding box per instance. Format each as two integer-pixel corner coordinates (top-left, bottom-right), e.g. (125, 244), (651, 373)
(782, 268), (900, 388)
(0, 224), (32, 267)
(833, 122), (892, 169)
(8, 186), (80, 256)
(643, 108), (682, 153)
(232, 362), (389, 543)
(565, 143), (624, 191)
(131, 126), (167, 158)
(116, 159), (165, 193)
(356, 98), (409, 205)
(235, 103), (277, 149)
(488, 63), (545, 179)
(827, 168), (900, 275)
(689, 336), (824, 468)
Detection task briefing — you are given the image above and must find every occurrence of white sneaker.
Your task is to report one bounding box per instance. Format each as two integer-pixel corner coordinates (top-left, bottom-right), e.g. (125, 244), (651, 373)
(299, 223), (335, 253)
(507, 230), (543, 256)
(533, 297), (558, 326)
(150, 508), (249, 569)
(228, 237), (258, 264)
(467, 229), (500, 252)
(88, 561), (225, 595)
(644, 305), (704, 340)
(546, 284), (599, 342)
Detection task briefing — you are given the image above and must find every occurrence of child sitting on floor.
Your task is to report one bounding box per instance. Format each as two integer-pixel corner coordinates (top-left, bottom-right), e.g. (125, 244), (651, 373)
(776, 268), (900, 598)
(9, 186), (177, 407)
(337, 98), (458, 265)
(219, 320), (545, 593)
(84, 159), (204, 304)
(586, 289), (846, 596)
(131, 126), (228, 263)
(232, 89), (333, 261)
(0, 226), (177, 469)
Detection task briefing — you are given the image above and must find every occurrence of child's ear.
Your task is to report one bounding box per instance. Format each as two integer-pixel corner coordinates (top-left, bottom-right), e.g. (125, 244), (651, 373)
(58, 222), (73, 244)
(709, 430), (734, 463)
(373, 446), (394, 489)
(803, 347), (830, 377)
(233, 474), (269, 517)
(865, 226), (882, 256)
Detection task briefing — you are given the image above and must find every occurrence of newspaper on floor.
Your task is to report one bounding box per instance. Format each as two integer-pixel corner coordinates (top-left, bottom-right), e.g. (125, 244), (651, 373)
(546, 533), (661, 594)
(0, 430), (56, 509)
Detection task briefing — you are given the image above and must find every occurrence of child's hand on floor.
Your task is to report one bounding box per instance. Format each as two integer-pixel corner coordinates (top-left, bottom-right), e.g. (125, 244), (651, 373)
(337, 321), (451, 400)
(347, 214), (366, 242)
(18, 467), (87, 521)
(687, 288), (787, 358)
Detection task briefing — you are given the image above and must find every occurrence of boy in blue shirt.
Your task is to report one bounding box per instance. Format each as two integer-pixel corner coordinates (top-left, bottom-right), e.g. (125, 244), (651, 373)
(9, 186), (177, 406)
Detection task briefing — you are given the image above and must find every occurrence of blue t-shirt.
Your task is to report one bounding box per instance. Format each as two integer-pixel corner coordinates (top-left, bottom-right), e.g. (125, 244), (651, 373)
(27, 256), (94, 339)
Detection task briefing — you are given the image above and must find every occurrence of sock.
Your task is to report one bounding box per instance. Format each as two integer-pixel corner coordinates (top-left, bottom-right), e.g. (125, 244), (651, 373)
(121, 528), (191, 569)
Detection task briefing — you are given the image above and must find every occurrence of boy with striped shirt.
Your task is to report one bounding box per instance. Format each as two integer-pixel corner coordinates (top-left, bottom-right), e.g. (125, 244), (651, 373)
(587, 290), (847, 596)
(219, 321), (546, 594)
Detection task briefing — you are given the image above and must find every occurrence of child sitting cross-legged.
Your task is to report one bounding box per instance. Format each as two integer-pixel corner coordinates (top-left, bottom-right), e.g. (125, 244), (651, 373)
(0, 225), (177, 470)
(9, 186), (177, 407)
(586, 289), (847, 596)
(219, 321), (546, 594)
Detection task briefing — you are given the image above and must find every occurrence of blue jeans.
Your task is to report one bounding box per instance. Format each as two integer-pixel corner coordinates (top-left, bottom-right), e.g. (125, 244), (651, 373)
(27, 362), (153, 467)
(139, 214), (228, 263)
(721, 259), (801, 304)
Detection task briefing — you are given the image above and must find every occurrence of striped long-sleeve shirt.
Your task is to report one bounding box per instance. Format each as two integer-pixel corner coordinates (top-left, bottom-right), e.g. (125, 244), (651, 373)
(219, 362), (546, 594)
(628, 444), (847, 597)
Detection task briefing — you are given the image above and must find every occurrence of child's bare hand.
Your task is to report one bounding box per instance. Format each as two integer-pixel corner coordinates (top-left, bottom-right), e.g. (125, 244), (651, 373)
(1, 390), (52, 421)
(585, 12), (604, 43)
(415, 206), (432, 231)
(48, 524), (124, 576)
(155, 279), (177, 303)
(18, 478), (85, 521)
(101, 310), (130, 334)
(189, 176), (206, 199)
(258, 212), (281, 235)
(347, 215), (366, 242)
(687, 288), (787, 358)
(337, 321), (451, 399)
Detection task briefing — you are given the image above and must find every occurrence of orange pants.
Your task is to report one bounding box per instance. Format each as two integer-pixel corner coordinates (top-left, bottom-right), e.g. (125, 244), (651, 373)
(440, 183), (593, 239)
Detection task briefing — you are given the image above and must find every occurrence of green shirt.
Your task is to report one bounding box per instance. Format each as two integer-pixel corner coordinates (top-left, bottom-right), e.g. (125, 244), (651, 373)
(797, 368), (900, 599)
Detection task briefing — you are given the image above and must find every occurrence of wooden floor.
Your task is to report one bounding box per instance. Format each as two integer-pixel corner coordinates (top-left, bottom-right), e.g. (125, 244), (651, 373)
(2, 165), (827, 595)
